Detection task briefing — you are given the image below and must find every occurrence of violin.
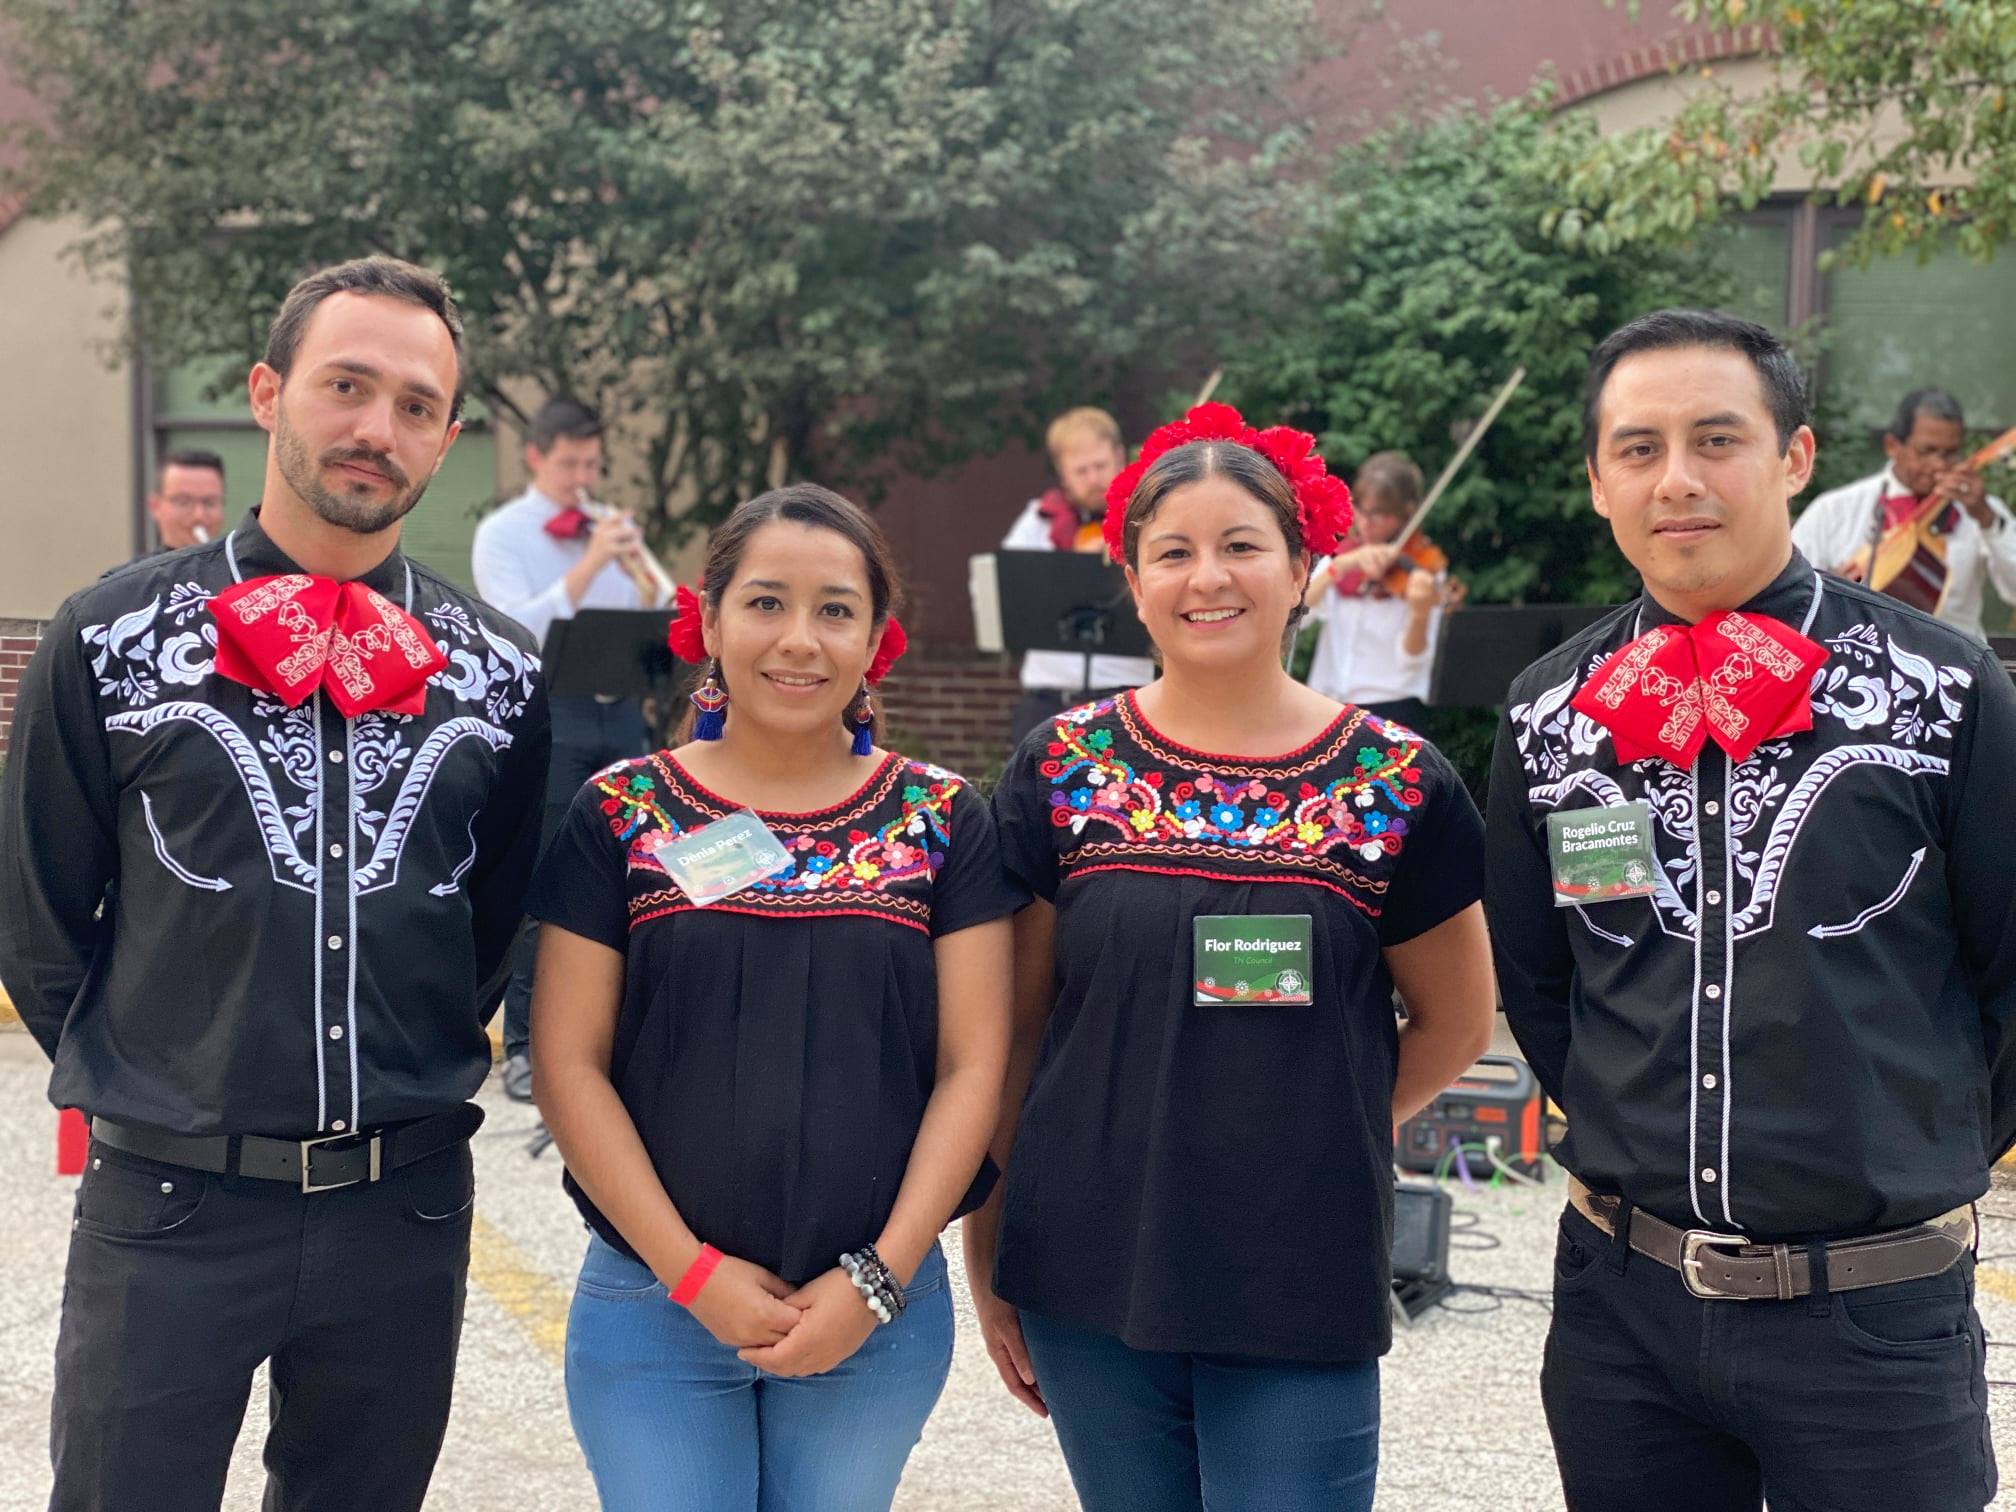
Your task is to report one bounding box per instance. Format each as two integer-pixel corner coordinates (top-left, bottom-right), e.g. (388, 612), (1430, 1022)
(1331, 532), (1450, 598)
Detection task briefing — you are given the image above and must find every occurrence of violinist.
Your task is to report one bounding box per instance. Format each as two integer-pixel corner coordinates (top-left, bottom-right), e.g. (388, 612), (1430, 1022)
(1791, 387), (2016, 642)
(1303, 451), (1465, 727)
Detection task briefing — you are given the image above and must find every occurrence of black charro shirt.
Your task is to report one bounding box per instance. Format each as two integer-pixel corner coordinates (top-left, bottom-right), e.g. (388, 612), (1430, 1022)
(0, 511), (551, 1137)
(1486, 550), (2016, 1242)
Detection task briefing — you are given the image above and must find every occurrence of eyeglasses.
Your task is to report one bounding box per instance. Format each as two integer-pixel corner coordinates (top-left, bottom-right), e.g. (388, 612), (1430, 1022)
(161, 495), (225, 511)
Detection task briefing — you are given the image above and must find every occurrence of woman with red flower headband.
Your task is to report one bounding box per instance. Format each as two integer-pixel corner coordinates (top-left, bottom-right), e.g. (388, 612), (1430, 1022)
(523, 484), (1025, 1510)
(969, 405), (1498, 1510)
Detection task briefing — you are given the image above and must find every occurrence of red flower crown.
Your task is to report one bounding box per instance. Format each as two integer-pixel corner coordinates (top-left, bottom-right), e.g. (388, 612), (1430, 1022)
(666, 582), (908, 683)
(1101, 401), (1353, 564)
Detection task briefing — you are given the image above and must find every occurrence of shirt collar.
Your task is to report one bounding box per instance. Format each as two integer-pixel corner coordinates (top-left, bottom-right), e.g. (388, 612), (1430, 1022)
(1879, 464), (1912, 500)
(225, 506), (410, 601)
(1637, 547), (1818, 633)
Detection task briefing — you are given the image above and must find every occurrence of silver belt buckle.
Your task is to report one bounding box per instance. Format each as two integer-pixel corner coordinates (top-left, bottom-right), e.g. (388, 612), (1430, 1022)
(299, 1131), (384, 1194)
(1679, 1229), (1760, 1299)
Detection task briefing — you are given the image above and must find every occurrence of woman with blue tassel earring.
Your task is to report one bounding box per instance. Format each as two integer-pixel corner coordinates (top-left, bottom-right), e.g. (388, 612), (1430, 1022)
(522, 483), (1025, 1512)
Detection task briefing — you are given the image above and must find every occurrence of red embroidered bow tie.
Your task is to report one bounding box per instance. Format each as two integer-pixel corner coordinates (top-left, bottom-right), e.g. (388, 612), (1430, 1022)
(543, 505), (592, 540)
(1570, 611), (1827, 766)
(209, 574), (446, 717)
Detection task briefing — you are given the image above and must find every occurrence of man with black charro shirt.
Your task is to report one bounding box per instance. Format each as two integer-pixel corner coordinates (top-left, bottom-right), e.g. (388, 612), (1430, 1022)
(0, 257), (550, 1511)
(1487, 310), (2016, 1512)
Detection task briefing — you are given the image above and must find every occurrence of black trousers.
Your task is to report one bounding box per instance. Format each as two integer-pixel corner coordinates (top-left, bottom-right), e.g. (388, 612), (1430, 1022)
(1545, 1205), (1995, 1512)
(51, 1135), (475, 1512)
(501, 694), (650, 1056)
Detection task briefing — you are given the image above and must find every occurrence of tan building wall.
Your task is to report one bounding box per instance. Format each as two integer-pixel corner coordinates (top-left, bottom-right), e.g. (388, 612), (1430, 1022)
(0, 213), (133, 618)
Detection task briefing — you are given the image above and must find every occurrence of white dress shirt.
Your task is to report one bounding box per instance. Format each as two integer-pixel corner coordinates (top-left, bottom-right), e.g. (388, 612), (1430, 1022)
(1790, 466), (2016, 642)
(999, 497), (1158, 691)
(1302, 561), (1439, 706)
(470, 488), (654, 648)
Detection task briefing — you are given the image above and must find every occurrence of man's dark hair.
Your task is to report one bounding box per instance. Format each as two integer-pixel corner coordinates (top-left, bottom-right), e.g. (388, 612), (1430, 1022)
(1887, 387), (1964, 442)
(1583, 308), (1808, 468)
(262, 256), (465, 422)
(156, 448), (224, 489)
(528, 397), (603, 454)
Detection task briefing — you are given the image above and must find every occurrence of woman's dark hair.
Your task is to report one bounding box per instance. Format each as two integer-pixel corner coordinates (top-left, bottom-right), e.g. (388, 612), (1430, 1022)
(1119, 440), (1313, 652)
(678, 483), (903, 741)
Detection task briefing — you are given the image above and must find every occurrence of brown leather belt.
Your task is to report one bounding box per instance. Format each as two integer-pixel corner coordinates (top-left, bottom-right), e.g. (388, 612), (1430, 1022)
(1567, 1176), (1973, 1301)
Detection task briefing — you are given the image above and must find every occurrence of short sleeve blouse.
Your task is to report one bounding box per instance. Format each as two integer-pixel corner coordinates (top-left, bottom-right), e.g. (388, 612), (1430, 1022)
(527, 748), (1029, 1284)
(991, 692), (1483, 1362)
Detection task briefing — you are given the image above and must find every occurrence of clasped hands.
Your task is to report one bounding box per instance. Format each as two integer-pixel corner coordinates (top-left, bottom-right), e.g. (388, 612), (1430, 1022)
(683, 1250), (881, 1378)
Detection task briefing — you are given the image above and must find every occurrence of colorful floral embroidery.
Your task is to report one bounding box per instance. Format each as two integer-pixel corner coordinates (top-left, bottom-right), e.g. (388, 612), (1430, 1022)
(1037, 695), (1426, 911)
(602, 752), (965, 932)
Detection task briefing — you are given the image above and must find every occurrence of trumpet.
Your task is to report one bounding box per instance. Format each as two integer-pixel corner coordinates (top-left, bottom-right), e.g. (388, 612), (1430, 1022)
(191, 524), (212, 544)
(578, 491), (678, 606)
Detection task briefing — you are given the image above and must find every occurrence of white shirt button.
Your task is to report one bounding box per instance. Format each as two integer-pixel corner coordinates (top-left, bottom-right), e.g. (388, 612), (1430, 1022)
(1704, 800), (1720, 815)
(160, 1181), (174, 1194)
(330, 843), (344, 859)
(1702, 1167), (1717, 1183)
(329, 750), (344, 764)
(331, 1119), (347, 1132)
(1702, 1073), (1718, 1089)
(1704, 984), (1722, 1000)
(327, 935), (343, 950)
(329, 1025), (345, 1040)
(1706, 889), (1722, 905)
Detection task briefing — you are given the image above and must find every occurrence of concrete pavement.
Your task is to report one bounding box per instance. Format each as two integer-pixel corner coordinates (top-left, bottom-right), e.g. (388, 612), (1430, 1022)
(3, 1027), (2014, 1509)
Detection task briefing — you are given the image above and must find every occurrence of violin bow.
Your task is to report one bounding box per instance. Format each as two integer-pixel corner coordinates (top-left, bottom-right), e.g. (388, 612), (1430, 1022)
(1391, 365), (1527, 552)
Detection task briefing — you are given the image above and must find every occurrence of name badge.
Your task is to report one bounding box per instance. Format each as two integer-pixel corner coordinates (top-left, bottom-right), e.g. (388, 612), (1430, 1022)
(650, 809), (794, 907)
(1192, 915), (1314, 1006)
(1545, 801), (1658, 907)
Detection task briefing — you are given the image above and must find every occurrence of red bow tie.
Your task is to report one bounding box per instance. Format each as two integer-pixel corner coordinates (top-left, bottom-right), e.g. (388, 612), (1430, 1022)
(1571, 611), (1827, 766)
(543, 505), (591, 540)
(209, 574), (446, 717)
(1880, 491), (1922, 531)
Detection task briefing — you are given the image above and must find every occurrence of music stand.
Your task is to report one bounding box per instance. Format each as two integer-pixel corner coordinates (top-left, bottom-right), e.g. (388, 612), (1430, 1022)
(1428, 604), (1619, 709)
(540, 608), (680, 700)
(975, 550), (1152, 701)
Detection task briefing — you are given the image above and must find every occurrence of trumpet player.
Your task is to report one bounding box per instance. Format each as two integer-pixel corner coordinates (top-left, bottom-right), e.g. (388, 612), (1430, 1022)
(147, 449), (229, 555)
(472, 396), (659, 1101)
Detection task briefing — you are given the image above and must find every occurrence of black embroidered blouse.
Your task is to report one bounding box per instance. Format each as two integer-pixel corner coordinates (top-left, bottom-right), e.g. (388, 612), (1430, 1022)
(991, 692), (1484, 1362)
(526, 748), (1028, 1285)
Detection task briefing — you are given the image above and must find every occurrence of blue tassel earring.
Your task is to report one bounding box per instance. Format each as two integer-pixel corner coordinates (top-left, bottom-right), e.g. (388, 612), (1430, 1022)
(690, 664), (728, 741)
(850, 684), (875, 757)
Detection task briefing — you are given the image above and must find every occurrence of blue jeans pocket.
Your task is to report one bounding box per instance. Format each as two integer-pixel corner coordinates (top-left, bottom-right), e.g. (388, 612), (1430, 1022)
(575, 1233), (665, 1300)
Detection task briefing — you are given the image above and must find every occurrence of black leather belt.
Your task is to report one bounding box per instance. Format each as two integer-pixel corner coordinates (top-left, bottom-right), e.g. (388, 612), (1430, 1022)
(91, 1104), (484, 1195)
(1568, 1176), (1973, 1300)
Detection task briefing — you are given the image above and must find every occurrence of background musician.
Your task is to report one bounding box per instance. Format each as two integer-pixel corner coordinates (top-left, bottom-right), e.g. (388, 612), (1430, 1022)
(1302, 451), (1465, 727)
(1792, 387), (2016, 641)
(471, 396), (658, 1101)
(999, 406), (1158, 742)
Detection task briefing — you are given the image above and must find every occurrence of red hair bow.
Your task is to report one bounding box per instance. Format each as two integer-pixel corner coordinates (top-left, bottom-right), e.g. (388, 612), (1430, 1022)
(1101, 401), (1353, 564)
(867, 617), (908, 684)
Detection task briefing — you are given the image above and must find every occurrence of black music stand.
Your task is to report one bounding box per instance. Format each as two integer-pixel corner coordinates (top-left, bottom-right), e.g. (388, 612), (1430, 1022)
(539, 608), (680, 700)
(991, 550), (1152, 701)
(1428, 604), (1619, 709)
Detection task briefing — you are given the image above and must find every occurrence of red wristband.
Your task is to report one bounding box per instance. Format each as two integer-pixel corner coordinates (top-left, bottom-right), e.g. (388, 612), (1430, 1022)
(669, 1244), (723, 1307)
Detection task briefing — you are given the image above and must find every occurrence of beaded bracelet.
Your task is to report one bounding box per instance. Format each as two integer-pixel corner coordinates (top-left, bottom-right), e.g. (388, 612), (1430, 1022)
(838, 1245), (906, 1324)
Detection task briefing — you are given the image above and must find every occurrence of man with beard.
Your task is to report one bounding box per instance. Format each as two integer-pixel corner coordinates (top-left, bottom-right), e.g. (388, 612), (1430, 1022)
(998, 407), (1157, 742)
(0, 256), (551, 1511)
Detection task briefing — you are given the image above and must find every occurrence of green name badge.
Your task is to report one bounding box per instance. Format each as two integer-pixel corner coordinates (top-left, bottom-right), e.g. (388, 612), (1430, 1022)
(1545, 801), (1658, 907)
(649, 809), (794, 907)
(1192, 915), (1314, 1006)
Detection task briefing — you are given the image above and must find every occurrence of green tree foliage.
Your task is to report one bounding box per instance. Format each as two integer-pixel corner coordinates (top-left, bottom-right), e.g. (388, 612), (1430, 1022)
(1553, 0), (2016, 267)
(1225, 99), (1734, 609)
(1, 0), (1318, 534)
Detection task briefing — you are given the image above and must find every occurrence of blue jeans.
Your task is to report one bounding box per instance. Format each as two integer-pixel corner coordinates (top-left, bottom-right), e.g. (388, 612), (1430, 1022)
(1019, 1310), (1380, 1512)
(565, 1234), (953, 1511)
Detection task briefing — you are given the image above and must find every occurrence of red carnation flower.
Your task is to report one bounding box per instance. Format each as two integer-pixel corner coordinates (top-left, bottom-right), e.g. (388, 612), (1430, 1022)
(666, 583), (709, 664)
(866, 616), (908, 684)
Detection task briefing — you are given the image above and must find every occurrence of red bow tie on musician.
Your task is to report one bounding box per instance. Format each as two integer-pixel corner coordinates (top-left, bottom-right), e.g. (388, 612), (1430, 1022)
(209, 573), (447, 716)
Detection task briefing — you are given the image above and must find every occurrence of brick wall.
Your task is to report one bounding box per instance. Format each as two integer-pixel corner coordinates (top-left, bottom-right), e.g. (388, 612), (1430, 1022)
(875, 644), (1024, 784)
(0, 619), (45, 762)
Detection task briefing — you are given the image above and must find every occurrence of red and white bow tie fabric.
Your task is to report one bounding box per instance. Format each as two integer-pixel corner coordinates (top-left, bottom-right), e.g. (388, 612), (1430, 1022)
(209, 573), (446, 717)
(543, 505), (592, 540)
(1570, 611), (1827, 767)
